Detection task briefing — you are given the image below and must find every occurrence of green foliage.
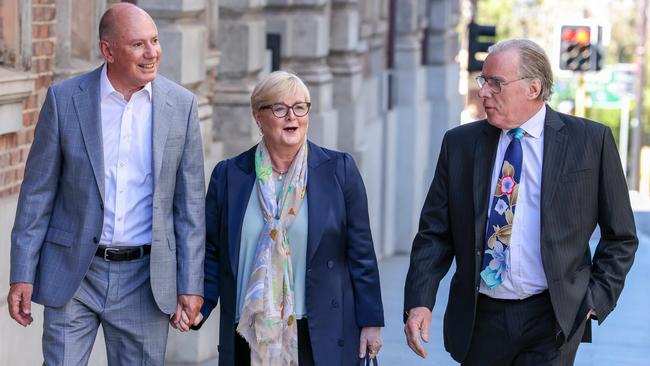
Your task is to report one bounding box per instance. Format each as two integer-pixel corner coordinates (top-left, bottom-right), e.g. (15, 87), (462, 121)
(607, 0), (637, 63)
(475, 0), (515, 40)
(586, 107), (622, 144)
(475, 0), (549, 41)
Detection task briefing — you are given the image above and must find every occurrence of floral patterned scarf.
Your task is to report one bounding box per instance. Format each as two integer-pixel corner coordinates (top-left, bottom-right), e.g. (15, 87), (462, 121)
(236, 139), (308, 366)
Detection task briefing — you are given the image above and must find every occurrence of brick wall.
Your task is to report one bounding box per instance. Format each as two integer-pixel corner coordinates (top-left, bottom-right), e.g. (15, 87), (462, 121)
(0, 0), (56, 197)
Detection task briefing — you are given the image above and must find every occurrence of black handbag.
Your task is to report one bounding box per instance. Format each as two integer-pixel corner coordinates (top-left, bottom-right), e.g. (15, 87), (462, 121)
(360, 355), (379, 366)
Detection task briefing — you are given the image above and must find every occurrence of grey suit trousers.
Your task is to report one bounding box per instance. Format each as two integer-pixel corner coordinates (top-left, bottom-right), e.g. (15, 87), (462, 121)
(42, 254), (169, 365)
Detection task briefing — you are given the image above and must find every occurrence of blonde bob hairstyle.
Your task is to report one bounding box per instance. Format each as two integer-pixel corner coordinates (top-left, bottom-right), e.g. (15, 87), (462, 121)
(250, 70), (311, 112)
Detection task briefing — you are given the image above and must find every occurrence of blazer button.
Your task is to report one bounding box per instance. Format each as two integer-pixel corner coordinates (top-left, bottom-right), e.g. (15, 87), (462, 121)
(327, 260), (334, 269)
(93, 237), (99, 244)
(337, 339), (344, 347)
(100, 203), (104, 210)
(476, 250), (481, 256)
(331, 299), (339, 308)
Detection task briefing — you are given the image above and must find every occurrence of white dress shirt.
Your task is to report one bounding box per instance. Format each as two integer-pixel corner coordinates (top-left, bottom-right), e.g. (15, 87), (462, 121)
(480, 104), (548, 299)
(99, 65), (153, 246)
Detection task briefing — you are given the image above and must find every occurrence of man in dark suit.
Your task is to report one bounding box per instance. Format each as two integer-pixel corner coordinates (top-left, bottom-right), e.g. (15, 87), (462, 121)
(403, 39), (638, 365)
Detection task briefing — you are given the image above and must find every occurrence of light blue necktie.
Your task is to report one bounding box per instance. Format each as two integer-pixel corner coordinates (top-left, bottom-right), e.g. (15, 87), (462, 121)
(480, 127), (525, 288)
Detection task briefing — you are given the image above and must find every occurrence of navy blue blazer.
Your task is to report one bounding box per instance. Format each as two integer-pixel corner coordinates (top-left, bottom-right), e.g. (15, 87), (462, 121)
(200, 141), (384, 366)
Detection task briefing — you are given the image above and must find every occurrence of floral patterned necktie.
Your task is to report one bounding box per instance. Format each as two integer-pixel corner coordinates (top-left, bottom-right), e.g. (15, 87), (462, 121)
(480, 127), (525, 288)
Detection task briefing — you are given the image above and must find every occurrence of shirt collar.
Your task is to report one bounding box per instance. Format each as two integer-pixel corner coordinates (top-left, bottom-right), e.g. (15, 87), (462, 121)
(506, 103), (546, 139)
(100, 64), (152, 102)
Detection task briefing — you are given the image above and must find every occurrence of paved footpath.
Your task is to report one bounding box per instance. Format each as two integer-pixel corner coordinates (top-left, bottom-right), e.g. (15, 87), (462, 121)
(378, 211), (650, 366)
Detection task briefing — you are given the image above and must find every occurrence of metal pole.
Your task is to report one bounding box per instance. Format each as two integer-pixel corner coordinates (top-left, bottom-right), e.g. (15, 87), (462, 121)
(620, 97), (631, 174)
(629, 0), (648, 190)
(574, 73), (586, 117)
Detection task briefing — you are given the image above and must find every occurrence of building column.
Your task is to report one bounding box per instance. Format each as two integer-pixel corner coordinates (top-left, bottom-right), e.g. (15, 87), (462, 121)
(330, 0), (362, 154)
(388, 0), (432, 254)
(264, 0), (338, 149)
(424, 0), (462, 179)
(213, 0), (267, 158)
(329, 0), (390, 257)
(201, 0), (224, 177)
(358, 0), (393, 256)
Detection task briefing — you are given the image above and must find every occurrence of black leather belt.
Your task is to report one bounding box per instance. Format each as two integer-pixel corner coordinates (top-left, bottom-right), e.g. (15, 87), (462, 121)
(95, 245), (151, 261)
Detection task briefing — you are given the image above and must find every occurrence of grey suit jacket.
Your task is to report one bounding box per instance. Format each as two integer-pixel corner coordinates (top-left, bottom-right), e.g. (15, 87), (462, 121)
(10, 66), (205, 314)
(404, 105), (638, 362)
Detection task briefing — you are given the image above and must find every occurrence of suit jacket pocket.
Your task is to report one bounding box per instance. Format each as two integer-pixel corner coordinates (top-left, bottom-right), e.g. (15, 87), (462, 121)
(45, 227), (74, 247)
(168, 236), (176, 251)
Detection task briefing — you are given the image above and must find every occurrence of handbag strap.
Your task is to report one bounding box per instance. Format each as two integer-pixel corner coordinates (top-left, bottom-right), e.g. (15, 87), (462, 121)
(362, 355), (379, 366)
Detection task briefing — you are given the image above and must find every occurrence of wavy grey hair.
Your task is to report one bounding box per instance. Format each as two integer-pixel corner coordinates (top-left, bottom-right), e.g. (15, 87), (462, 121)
(488, 39), (554, 101)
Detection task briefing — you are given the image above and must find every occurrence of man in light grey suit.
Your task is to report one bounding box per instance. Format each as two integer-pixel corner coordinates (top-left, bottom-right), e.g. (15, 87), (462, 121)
(7, 3), (205, 364)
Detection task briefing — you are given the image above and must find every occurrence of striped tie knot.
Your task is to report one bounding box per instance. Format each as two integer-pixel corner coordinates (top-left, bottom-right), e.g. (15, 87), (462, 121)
(509, 127), (525, 140)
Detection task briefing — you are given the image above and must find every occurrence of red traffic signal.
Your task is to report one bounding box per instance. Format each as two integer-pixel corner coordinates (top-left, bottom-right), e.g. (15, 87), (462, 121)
(561, 26), (590, 45)
(560, 25), (602, 72)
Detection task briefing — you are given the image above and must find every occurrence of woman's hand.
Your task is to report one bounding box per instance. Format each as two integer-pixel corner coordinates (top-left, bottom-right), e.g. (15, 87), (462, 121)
(359, 326), (382, 359)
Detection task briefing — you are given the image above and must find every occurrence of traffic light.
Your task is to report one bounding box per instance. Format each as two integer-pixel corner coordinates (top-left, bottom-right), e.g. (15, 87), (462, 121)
(559, 25), (603, 72)
(467, 22), (496, 72)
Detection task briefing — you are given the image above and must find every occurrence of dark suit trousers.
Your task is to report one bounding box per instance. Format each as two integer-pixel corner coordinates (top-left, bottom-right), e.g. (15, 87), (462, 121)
(235, 318), (315, 366)
(462, 292), (586, 366)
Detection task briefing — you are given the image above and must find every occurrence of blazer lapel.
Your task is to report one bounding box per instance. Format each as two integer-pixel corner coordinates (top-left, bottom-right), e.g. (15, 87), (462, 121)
(473, 121), (500, 258)
(73, 67), (105, 202)
(306, 141), (333, 264)
(228, 146), (256, 277)
(152, 79), (172, 188)
(541, 105), (568, 220)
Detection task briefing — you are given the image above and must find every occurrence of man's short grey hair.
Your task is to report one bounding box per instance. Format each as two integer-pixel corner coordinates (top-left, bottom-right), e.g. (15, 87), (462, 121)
(488, 39), (554, 101)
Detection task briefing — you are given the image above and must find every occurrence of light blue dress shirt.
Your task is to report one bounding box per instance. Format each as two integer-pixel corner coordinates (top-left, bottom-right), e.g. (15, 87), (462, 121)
(480, 104), (549, 299)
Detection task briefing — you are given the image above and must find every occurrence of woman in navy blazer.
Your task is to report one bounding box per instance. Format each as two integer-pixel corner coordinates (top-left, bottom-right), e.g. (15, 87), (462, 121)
(196, 71), (384, 366)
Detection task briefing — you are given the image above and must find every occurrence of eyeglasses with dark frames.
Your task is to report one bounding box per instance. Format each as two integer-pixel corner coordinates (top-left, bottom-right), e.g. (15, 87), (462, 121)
(475, 75), (528, 94)
(259, 102), (312, 118)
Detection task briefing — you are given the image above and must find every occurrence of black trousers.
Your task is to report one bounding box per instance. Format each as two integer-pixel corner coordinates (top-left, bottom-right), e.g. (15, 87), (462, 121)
(462, 291), (586, 366)
(235, 318), (315, 366)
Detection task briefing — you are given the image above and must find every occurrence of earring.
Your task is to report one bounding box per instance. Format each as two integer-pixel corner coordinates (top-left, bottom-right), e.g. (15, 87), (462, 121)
(257, 124), (263, 136)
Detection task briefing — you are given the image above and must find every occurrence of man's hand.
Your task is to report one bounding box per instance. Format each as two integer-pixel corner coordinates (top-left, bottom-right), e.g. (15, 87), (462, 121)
(586, 308), (597, 321)
(404, 306), (432, 358)
(170, 295), (203, 331)
(7, 283), (34, 327)
(359, 326), (382, 359)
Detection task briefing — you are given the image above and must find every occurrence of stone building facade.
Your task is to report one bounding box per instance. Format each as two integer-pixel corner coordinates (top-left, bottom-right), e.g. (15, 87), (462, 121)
(0, 0), (462, 364)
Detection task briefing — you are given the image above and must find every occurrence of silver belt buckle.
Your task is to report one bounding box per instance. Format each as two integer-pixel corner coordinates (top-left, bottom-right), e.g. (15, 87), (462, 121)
(103, 247), (120, 261)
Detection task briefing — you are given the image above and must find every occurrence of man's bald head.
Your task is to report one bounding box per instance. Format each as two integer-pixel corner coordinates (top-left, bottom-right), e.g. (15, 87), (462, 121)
(97, 3), (161, 99)
(99, 3), (153, 43)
